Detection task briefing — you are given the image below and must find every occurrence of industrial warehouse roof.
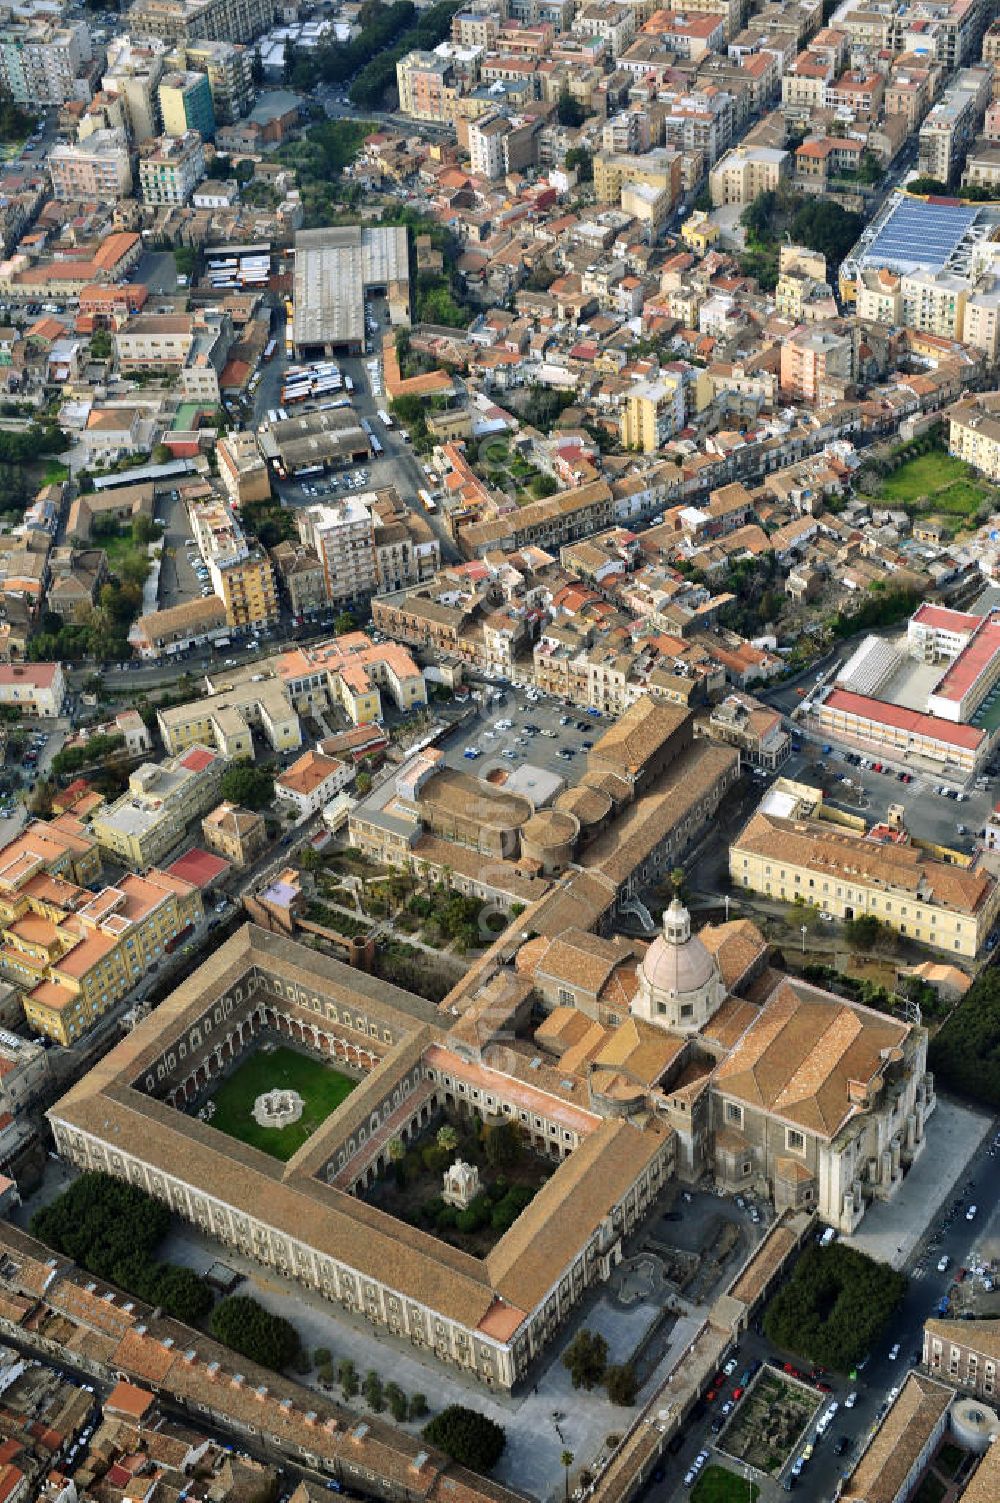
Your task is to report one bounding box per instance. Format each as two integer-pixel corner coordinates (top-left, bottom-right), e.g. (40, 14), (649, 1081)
(844, 193), (990, 282)
(292, 225), (409, 350)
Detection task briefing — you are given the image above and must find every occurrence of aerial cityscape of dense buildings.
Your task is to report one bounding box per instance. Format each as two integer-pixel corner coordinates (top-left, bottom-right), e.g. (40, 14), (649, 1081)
(0, 0), (995, 1499)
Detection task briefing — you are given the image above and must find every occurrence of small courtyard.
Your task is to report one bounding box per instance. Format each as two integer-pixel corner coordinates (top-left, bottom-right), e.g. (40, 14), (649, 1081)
(359, 1110), (556, 1256)
(200, 1040), (358, 1161)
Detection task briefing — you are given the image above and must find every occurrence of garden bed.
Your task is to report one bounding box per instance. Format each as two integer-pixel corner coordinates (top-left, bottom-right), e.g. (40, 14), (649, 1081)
(360, 1110), (555, 1256)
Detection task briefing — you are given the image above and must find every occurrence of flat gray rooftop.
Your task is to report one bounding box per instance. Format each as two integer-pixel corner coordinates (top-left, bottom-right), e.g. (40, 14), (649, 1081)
(292, 225), (409, 350)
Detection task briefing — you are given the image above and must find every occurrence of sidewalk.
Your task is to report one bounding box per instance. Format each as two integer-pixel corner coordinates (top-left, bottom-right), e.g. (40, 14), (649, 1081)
(844, 1096), (993, 1269)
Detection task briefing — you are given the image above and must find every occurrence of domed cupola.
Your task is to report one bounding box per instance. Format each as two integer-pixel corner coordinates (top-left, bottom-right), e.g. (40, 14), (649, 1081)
(631, 897), (725, 1034)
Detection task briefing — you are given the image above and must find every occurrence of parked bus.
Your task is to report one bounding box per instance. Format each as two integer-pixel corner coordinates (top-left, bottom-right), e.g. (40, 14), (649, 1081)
(263, 339), (277, 361)
(377, 408), (394, 429)
(369, 436), (383, 456)
(418, 488), (437, 513)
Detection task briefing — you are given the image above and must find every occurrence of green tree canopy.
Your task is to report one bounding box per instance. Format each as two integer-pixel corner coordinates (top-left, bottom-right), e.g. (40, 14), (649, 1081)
(565, 145), (592, 182)
(606, 1363), (639, 1406)
(220, 764), (275, 810)
(929, 966), (1000, 1106)
(557, 90), (586, 127)
(562, 1329), (608, 1390)
(423, 1405), (506, 1472)
(209, 1295), (301, 1370)
(763, 1244), (906, 1370)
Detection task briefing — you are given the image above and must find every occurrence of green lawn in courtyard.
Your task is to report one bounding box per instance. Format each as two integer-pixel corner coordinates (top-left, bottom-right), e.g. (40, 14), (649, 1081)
(206, 1043), (357, 1160)
(692, 1466), (759, 1503)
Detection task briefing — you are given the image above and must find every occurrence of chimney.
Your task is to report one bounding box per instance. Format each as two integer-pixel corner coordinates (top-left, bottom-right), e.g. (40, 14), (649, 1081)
(254, 1384), (268, 1402)
(231, 1374), (245, 1390)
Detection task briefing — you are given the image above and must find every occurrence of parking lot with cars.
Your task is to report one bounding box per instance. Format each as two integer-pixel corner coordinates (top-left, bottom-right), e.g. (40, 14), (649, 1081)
(777, 733), (998, 860)
(434, 683), (609, 783)
(643, 1114), (1000, 1503)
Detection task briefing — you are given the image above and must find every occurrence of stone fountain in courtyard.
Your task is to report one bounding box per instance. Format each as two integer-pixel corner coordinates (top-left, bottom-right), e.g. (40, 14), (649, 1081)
(252, 1089), (304, 1129)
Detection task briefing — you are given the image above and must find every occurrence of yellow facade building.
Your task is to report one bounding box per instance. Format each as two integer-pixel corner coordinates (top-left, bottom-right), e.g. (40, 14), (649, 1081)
(211, 549), (279, 630)
(594, 147), (681, 206)
(620, 374), (685, 453)
(731, 781), (999, 958)
(680, 209), (720, 255)
(0, 818), (204, 1043)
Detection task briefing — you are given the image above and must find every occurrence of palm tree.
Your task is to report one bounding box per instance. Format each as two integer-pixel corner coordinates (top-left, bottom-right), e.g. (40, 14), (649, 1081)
(561, 1450), (574, 1503)
(387, 1137), (405, 1164)
(436, 1124), (458, 1154)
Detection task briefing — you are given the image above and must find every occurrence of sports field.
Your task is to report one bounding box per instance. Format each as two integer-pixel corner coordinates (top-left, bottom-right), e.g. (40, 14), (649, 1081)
(207, 1044), (356, 1160)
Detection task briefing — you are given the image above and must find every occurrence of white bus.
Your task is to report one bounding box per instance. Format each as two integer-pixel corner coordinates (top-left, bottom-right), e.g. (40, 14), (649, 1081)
(418, 489), (437, 513)
(377, 408), (394, 429)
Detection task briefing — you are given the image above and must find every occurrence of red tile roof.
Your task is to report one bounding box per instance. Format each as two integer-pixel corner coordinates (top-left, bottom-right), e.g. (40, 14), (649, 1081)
(823, 689), (986, 750)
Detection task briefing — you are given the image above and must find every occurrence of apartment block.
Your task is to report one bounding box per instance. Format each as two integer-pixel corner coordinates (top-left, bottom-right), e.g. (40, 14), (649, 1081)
(159, 66), (216, 136)
(127, 0), (276, 46)
(594, 147), (681, 206)
(948, 389), (1000, 481)
(396, 50), (462, 123)
(468, 110), (538, 178)
(90, 745), (227, 868)
(214, 550), (279, 630)
(779, 324), (854, 403)
(104, 34), (167, 142)
(602, 109), (651, 155)
(49, 131), (134, 202)
(217, 430), (271, 506)
(900, 271), (968, 340)
(572, 3), (636, 57)
(138, 130), (206, 204)
(918, 63), (992, 183)
(297, 499), (378, 608)
(709, 143), (789, 205)
(19, 868), (203, 1045)
(175, 38), (254, 124)
(621, 375), (686, 452)
(115, 313), (194, 369)
(0, 18), (94, 106)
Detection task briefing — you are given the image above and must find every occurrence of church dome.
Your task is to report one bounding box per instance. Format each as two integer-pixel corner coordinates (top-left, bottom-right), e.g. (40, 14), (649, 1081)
(632, 898), (725, 1035)
(642, 927), (718, 997)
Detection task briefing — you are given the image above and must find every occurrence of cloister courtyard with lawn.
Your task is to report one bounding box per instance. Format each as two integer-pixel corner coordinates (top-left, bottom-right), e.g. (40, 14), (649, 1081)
(199, 1041), (358, 1160)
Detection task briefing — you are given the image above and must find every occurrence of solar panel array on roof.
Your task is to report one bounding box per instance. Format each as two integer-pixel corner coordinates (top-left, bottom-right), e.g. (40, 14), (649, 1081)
(865, 198), (978, 274)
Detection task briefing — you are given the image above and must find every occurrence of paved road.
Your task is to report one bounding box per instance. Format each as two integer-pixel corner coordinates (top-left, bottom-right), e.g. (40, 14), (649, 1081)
(266, 292), (460, 564)
(650, 1107), (999, 1503)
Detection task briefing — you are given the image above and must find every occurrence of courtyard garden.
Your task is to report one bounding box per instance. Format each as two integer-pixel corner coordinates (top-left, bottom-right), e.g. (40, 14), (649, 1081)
(863, 442), (999, 536)
(716, 1366), (820, 1476)
(204, 1042), (357, 1160)
(361, 1112), (555, 1256)
(477, 436), (558, 505)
